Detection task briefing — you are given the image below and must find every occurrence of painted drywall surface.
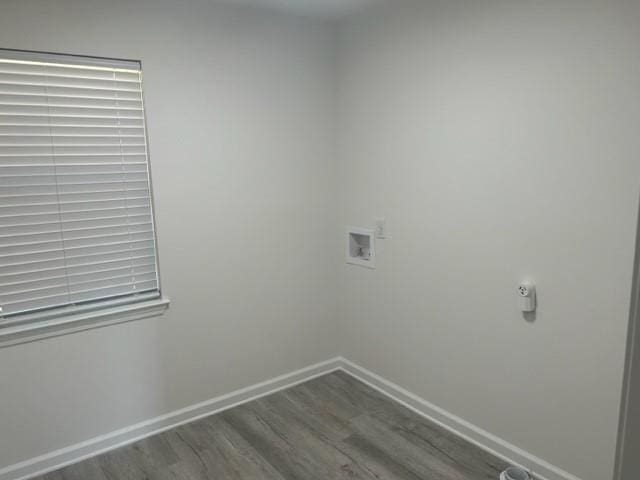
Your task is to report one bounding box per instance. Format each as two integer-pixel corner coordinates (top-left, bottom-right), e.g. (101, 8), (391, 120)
(0, 0), (337, 468)
(223, 0), (382, 19)
(335, 1), (640, 479)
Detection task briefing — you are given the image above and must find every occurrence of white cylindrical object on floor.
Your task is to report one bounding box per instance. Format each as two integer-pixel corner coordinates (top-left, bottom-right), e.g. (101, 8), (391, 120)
(500, 466), (531, 480)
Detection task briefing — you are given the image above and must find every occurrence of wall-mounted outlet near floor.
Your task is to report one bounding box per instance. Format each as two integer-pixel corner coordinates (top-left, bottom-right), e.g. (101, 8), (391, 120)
(346, 227), (375, 269)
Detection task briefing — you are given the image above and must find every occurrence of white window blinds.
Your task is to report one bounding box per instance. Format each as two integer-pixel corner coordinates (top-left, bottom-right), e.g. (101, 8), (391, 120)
(0, 51), (160, 320)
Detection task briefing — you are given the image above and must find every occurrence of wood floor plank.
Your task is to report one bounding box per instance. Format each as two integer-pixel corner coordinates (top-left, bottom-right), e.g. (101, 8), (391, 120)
(40, 458), (108, 480)
(222, 399), (375, 480)
(386, 415), (507, 478)
(331, 370), (508, 477)
(341, 431), (431, 480)
(349, 413), (492, 480)
(279, 382), (355, 439)
(164, 416), (287, 480)
(266, 388), (354, 442)
(295, 374), (367, 420)
(32, 371), (508, 480)
(255, 393), (388, 479)
(97, 434), (178, 480)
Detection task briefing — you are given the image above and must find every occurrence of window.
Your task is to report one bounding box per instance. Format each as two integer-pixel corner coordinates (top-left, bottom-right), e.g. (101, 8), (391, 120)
(0, 50), (167, 345)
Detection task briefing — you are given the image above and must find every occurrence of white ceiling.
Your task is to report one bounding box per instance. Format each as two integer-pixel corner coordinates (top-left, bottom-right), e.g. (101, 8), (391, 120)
(221, 0), (381, 18)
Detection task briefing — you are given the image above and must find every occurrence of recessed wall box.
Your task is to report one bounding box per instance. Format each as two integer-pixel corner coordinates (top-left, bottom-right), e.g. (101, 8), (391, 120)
(346, 227), (375, 269)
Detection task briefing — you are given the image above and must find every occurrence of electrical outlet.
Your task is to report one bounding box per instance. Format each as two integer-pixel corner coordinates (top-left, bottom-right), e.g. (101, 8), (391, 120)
(375, 217), (387, 239)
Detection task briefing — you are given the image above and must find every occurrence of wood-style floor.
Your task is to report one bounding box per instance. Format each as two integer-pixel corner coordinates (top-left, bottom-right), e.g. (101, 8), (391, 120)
(36, 371), (508, 480)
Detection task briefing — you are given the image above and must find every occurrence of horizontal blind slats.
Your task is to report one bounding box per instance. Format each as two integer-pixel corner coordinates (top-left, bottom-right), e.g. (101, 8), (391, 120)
(0, 223), (152, 246)
(0, 206), (150, 227)
(0, 164), (147, 176)
(0, 138), (145, 146)
(1, 171), (149, 186)
(0, 126), (145, 136)
(0, 115), (144, 127)
(0, 54), (159, 319)
(0, 259), (67, 277)
(0, 146), (146, 157)
(3, 295), (70, 317)
(0, 72), (140, 91)
(0, 239), (155, 273)
(0, 265), (156, 293)
(0, 189), (149, 204)
(0, 249), (65, 268)
(69, 271), (156, 290)
(0, 255), (155, 282)
(68, 281), (157, 305)
(1, 284), (69, 304)
(0, 247), (155, 276)
(0, 83), (142, 100)
(0, 197), (150, 216)
(64, 239), (155, 258)
(0, 94), (142, 110)
(0, 155), (147, 166)
(0, 221), (152, 244)
(65, 246), (155, 266)
(0, 180), (148, 196)
(0, 61), (140, 81)
(0, 105), (144, 118)
(0, 277), (69, 296)
(1, 267), (67, 286)
(0, 213), (151, 231)
(0, 135), (145, 145)
(68, 256), (155, 275)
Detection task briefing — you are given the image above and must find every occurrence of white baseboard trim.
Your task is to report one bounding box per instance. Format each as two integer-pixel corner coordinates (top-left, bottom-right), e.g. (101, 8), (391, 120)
(0, 356), (583, 480)
(338, 357), (583, 480)
(0, 357), (343, 480)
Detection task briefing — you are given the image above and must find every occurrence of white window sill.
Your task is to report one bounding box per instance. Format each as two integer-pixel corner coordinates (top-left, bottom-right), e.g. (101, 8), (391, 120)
(0, 298), (170, 348)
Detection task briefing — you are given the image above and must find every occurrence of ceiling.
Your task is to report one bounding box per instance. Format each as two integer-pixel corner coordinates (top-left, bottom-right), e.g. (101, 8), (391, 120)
(221, 0), (381, 18)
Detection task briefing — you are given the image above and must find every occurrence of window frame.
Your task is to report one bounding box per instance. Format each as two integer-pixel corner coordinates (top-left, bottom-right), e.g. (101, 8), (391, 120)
(0, 49), (169, 347)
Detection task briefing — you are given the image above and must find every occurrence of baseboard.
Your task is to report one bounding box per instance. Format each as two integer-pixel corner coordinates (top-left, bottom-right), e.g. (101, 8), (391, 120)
(1, 356), (583, 480)
(0, 357), (343, 480)
(337, 357), (583, 480)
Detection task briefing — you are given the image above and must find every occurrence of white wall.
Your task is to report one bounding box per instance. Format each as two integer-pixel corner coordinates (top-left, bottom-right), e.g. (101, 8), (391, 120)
(0, 0), (338, 469)
(335, 1), (640, 480)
